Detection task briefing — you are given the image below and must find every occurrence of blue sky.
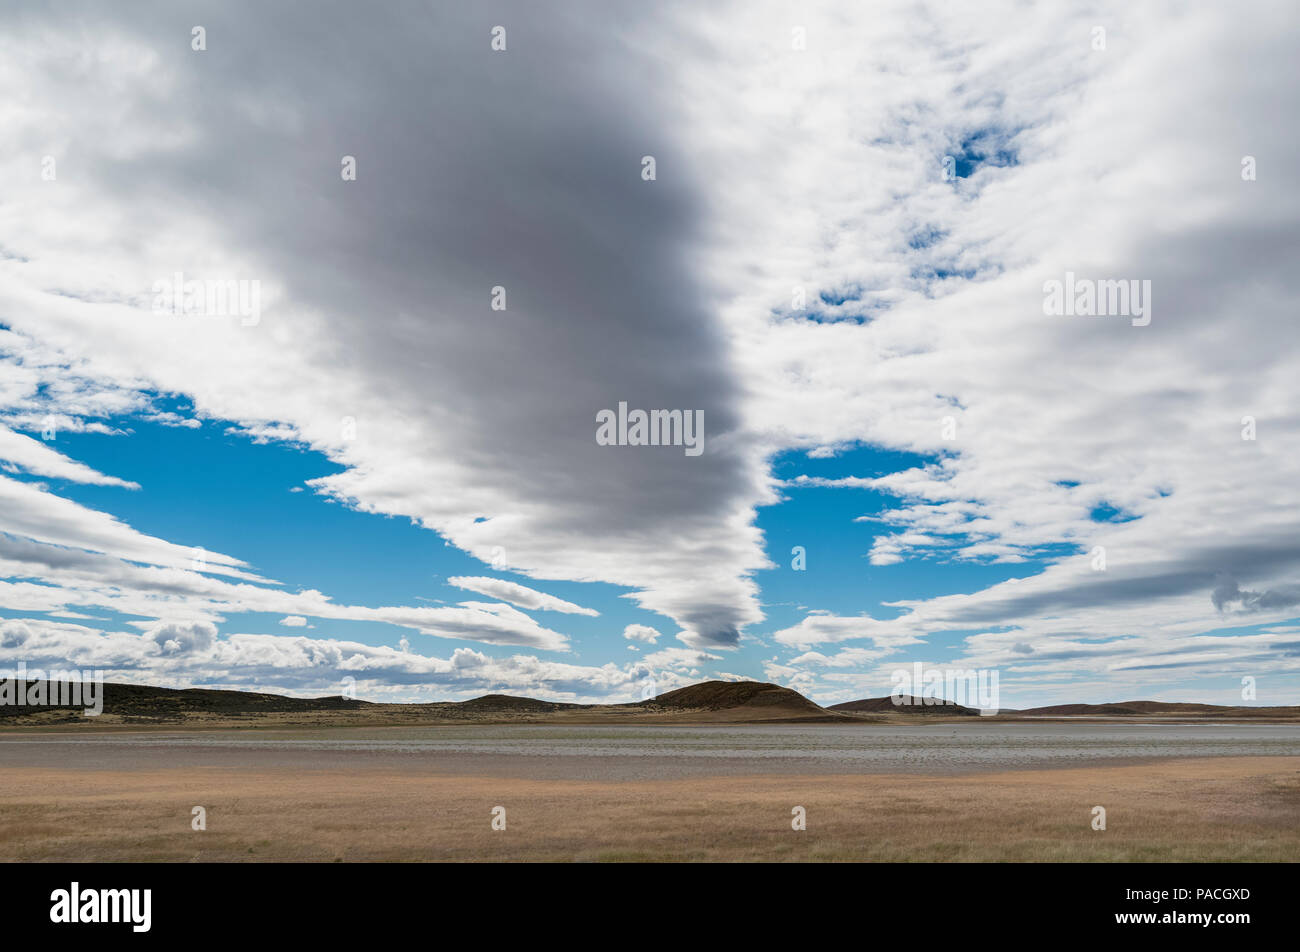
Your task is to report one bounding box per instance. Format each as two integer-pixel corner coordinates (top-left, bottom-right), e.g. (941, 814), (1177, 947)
(5, 398), (1294, 707)
(12, 405), (993, 695)
(2, 1), (1299, 708)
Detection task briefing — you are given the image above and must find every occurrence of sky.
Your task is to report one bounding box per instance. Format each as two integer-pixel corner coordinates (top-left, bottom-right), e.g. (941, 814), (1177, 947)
(2, 1), (1299, 708)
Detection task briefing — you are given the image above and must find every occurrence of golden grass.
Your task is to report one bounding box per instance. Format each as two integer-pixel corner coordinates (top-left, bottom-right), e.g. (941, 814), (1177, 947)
(2, 756), (1297, 862)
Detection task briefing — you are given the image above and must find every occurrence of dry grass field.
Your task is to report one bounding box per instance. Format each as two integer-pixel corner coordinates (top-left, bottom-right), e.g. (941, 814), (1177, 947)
(2, 756), (1297, 862)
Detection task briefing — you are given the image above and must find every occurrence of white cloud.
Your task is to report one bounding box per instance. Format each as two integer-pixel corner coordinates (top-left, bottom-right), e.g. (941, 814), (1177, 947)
(0, 476), (257, 580)
(641, 645), (724, 671)
(675, 0), (1300, 701)
(0, 615), (651, 703)
(0, 498), (571, 651)
(147, 619), (216, 656)
(622, 623), (660, 644)
(0, 425), (138, 487)
(447, 576), (598, 616)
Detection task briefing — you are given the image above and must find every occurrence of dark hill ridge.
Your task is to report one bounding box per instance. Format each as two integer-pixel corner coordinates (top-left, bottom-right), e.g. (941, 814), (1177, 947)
(650, 680), (824, 713)
(0, 678), (844, 725)
(0, 678), (835, 723)
(3, 679), (1297, 726)
(1016, 700), (1300, 717)
(830, 695), (980, 716)
(0, 679), (367, 720)
(459, 682), (833, 718)
(457, 694), (580, 713)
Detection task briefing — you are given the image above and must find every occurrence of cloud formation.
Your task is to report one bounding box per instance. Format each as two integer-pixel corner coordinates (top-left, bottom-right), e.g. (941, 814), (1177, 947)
(447, 577), (599, 617)
(0, 1), (1297, 705)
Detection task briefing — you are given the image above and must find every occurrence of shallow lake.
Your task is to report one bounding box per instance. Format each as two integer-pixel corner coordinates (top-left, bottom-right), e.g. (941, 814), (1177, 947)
(4, 722), (1299, 779)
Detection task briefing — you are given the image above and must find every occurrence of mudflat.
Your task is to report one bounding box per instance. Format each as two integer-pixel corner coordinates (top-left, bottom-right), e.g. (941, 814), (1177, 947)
(4, 722), (1300, 778)
(1, 724), (1298, 861)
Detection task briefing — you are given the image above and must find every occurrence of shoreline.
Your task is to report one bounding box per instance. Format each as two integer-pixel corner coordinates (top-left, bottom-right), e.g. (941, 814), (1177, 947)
(6, 712), (1300, 733)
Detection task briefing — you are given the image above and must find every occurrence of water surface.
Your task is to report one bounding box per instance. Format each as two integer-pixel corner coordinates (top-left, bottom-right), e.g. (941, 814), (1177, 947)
(3, 722), (1298, 779)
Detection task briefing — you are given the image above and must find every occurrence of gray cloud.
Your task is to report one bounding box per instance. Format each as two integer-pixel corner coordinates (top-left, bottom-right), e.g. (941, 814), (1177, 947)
(1212, 576), (1300, 614)
(0, 0), (768, 645)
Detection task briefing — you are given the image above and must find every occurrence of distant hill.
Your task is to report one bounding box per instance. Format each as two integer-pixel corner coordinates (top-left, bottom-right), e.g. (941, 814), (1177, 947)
(1016, 700), (1300, 718)
(456, 694), (580, 713)
(4, 679), (1296, 728)
(0, 680), (366, 721)
(829, 695), (980, 716)
(0, 678), (840, 725)
(650, 680), (830, 718)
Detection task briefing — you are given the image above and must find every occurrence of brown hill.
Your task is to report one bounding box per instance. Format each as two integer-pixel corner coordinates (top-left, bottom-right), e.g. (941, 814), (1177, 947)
(648, 680), (833, 719)
(830, 695), (980, 716)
